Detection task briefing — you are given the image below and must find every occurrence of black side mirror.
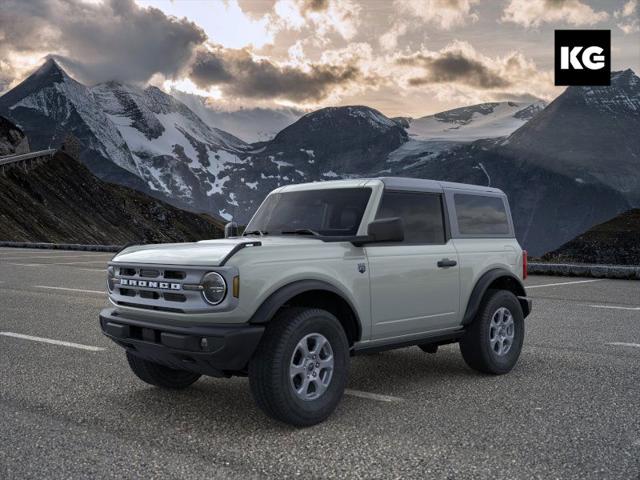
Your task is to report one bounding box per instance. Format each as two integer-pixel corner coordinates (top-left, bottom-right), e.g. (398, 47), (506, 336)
(224, 222), (239, 238)
(366, 217), (404, 243)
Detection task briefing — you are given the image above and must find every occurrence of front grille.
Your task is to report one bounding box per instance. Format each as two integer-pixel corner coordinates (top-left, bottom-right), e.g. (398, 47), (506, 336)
(111, 264), (210, 313)
(110, 263), (238, 314)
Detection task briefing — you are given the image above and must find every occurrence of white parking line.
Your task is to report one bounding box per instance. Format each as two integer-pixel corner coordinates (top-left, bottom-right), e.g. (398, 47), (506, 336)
(0, 332), (105, 351)
(34, 285), (105, 295)
(10, 260), (108, 267)
(606, 342), (640, 349)
(589, 305), (640, 311)
(527, 279), (602, 289)
(345, 389), (403, 403)
(0, 253), (111, 261)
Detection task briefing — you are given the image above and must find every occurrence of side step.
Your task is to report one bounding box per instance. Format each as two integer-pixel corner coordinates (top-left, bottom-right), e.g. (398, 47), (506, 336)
(352, 330), (464, 356)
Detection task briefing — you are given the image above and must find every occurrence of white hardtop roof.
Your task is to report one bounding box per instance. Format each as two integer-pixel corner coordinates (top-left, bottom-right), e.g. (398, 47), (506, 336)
(275, 177), (504, 195)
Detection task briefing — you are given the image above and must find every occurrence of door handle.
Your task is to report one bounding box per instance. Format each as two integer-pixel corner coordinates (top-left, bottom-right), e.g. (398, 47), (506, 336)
(437, 258), (457, 268)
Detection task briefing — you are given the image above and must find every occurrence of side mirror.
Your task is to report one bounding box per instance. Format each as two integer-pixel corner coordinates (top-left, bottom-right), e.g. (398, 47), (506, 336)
(224, 222), (239, 238)
(366, 217), (404, 243)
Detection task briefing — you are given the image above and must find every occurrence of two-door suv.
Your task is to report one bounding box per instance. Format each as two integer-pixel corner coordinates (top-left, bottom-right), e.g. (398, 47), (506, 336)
(100, 177), (531, 426)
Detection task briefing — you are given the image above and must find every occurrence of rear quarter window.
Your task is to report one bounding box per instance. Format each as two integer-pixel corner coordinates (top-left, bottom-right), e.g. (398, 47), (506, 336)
(454, 194), (510, 236)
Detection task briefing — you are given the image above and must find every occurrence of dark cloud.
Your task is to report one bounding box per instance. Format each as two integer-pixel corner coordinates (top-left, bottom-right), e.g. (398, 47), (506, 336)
(0, 0), (206, 84)
(398, 51), (511, 89)
(190, 47), (361, 102)
(303, 0), (330, 13)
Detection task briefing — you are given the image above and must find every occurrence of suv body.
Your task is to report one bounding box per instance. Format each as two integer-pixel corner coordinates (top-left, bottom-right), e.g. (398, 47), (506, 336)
(100, 177), (531, 426)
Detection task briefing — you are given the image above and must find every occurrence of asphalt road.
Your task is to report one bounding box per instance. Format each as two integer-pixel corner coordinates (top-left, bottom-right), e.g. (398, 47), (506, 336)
(1, 247), (639, 479)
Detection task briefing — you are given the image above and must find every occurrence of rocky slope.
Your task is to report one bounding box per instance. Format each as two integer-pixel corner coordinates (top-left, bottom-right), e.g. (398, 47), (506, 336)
(541, 209), (640, 265)
(0, 116), (29, 156)
(502, 69), (640, 204)
(0, 149), (224, 245)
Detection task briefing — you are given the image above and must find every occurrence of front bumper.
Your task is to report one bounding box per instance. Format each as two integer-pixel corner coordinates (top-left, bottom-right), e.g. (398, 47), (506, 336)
(99, 308), (264, 377)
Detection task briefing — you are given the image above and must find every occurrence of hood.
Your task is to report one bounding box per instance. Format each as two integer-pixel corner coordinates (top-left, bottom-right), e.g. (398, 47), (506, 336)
(112, 236), (323, 267)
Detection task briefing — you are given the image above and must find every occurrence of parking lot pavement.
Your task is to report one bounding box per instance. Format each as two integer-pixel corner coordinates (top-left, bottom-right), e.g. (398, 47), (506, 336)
(1, 248), (639, 479)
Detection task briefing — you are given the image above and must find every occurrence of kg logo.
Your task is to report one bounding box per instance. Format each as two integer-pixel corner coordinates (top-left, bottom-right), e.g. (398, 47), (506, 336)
(555, 30), (610, 86)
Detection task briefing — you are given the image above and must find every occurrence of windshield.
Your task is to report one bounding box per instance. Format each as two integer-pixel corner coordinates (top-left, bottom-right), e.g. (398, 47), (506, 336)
(245, 187), (372, 237)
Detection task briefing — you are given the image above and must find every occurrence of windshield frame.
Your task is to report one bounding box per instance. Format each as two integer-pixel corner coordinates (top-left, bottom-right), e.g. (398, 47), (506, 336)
(244, 186), (374, 238)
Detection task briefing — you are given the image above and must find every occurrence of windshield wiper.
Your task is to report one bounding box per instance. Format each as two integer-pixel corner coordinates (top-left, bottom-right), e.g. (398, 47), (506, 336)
(243, 230), (268, 236)
(281, 228), (321, 237)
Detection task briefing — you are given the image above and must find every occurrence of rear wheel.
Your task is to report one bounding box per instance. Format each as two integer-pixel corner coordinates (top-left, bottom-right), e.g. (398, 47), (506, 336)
(126, 352), (201, 389)
(459, 289), (524, 374)
(249, 307), (349, 427)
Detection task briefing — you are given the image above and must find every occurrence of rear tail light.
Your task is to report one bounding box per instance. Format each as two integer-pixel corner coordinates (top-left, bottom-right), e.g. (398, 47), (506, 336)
(522, 250), (528, 279)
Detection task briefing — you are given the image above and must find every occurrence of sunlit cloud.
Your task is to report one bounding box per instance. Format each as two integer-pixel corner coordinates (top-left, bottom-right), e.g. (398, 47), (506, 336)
(135, 0), (276, 49)
(395, 0), (479, 30)
(273, 0), (361, 40)
(501, 0), (609, 28)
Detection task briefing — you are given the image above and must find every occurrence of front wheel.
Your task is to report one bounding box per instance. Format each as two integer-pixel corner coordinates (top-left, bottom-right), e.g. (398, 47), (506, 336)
(459, 289), (525, 375)
(248, 307), (349, 427)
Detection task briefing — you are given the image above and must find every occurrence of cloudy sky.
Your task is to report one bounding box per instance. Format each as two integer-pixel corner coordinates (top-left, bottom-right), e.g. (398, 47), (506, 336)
(1, 0), (638, 117)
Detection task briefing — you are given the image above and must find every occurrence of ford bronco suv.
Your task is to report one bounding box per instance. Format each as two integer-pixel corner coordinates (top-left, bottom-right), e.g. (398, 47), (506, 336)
(100, 177), (531, 426)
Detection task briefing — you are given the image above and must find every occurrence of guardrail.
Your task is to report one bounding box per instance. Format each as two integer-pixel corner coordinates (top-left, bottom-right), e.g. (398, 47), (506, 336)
(0, 149), (57, 169)
(529, 262), (640, 280)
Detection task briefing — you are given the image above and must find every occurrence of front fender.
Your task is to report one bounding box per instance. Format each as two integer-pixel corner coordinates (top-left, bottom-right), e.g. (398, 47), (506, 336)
(248, 279), (362, 329)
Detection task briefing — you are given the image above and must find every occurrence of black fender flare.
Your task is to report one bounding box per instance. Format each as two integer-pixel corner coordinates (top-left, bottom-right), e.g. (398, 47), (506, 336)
(462, 268), (530, 325)
(248, 279), (362, 339)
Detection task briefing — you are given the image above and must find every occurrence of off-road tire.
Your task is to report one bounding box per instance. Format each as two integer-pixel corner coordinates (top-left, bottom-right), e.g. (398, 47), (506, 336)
(459, 289), (524, 375)
(248, 307), (350, 427)
(126, 352), (201, 389)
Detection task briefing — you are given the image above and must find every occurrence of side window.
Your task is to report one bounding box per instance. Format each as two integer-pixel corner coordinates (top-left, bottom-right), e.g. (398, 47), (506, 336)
(375, 191), (446, 244)
(454, 194), (510, 235)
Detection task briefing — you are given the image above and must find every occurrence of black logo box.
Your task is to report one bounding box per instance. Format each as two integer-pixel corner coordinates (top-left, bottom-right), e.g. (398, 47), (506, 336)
(555, 30), (611, 86)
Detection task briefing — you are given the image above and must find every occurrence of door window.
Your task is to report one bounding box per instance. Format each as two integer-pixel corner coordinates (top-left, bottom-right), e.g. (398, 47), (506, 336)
(375, 191), (446, 244)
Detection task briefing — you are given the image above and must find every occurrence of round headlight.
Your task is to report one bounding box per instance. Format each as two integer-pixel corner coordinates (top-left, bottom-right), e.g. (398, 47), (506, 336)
(202, 272), (227, 305)
(107, 266), (115, 293)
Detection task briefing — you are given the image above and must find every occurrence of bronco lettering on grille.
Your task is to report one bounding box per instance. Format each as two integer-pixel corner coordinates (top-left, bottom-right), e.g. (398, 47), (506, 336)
(119, 278), (181, 290)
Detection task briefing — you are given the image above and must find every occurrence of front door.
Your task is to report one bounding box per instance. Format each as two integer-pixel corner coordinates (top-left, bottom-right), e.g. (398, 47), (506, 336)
(366, 190), (460, 340)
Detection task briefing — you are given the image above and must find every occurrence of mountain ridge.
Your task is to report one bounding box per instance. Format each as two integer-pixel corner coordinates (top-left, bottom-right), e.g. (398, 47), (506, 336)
(1, 60), (638, 255)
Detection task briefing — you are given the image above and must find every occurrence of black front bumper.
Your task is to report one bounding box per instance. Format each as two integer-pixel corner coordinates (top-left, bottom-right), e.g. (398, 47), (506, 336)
(99, 308), (264, 377)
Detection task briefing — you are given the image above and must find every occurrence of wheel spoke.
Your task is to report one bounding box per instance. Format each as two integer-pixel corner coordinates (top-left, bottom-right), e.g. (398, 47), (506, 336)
(311, 378), (328, 396)
(310, 337), (326, 355)
(298, 339), (310, 357)
(290, 364), (306, 378)
(318, 356), (333, 369)
(296, 376), (310, 396)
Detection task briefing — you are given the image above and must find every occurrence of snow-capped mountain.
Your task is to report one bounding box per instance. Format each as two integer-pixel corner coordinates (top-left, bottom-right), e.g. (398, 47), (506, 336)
(0, 59), (251, 218)
(0, 59), (137, 175)
(406, 101), (546, 142)
(90, 81), (252, 219)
